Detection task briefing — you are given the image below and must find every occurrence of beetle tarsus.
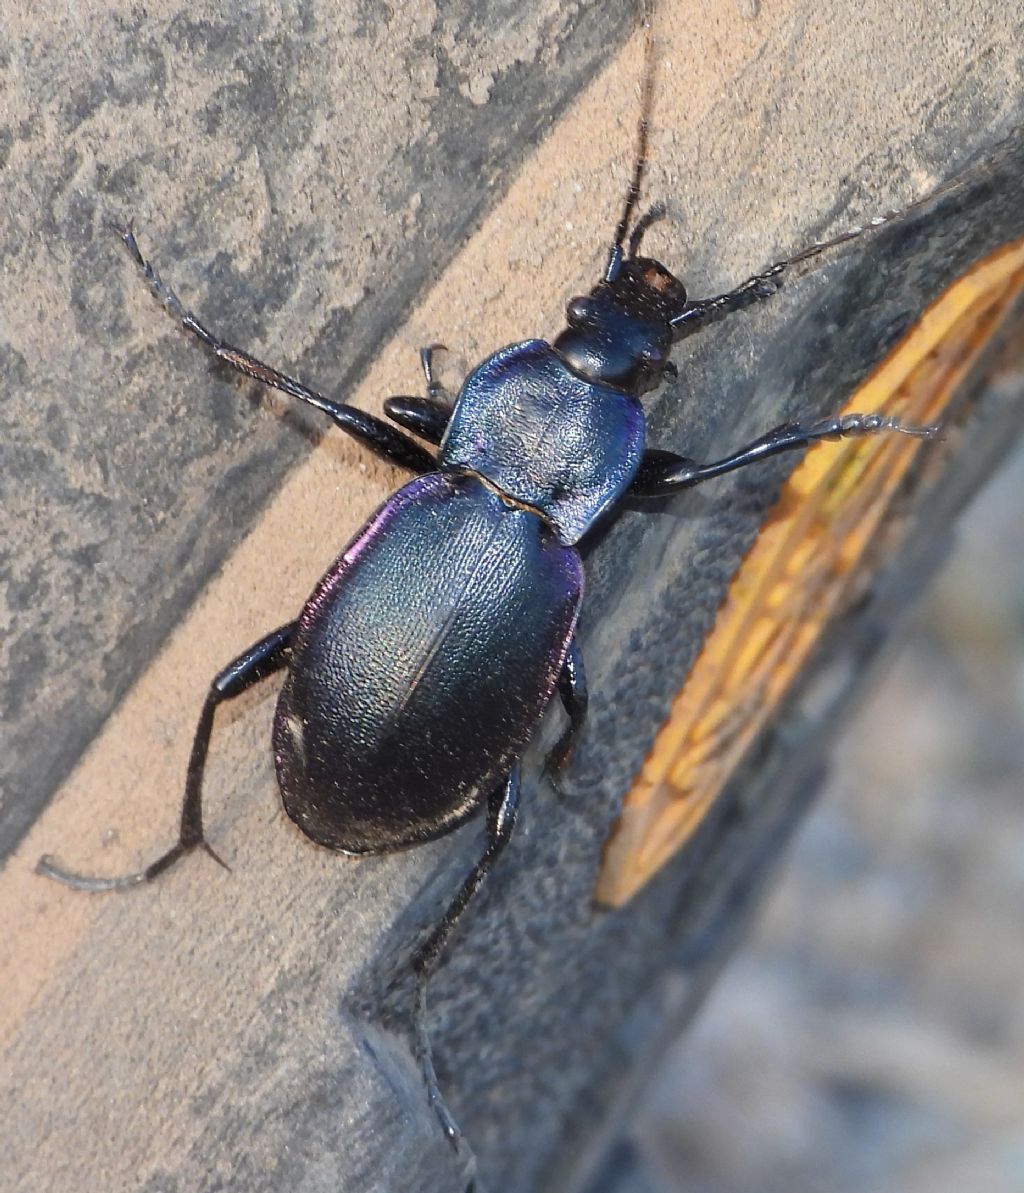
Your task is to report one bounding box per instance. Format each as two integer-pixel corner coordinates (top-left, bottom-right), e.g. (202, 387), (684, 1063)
(37, 623), (293, 894)
(35, 853), (150, 892)
(420, 342), (450, 401)
(200, 840), (232, 872)
(413, 979), (465, 1152)
(35, 830), (226, 893)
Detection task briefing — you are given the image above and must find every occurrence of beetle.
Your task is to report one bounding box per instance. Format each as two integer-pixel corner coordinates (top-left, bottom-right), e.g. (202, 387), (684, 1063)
(37, 1), (943, 1160)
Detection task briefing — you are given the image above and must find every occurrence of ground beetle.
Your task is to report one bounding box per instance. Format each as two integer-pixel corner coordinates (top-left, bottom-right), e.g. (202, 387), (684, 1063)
(39, 1), (945, 1166)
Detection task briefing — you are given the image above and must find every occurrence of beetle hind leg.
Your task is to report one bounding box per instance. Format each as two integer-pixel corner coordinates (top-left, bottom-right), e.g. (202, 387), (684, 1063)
(543, 637), (589, 792)
(37, 623), (295, 893)
(411, 766), (522, 1151)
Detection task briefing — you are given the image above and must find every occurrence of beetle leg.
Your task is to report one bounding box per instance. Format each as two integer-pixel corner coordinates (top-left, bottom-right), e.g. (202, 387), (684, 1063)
(630, 412), (943, 497)
(114, 223), (437, 474)
(671, 204), (935, 336)
(543, 637), (589, 783)
(382, 396), (451, 445)
(383, 343), (454, 445)
(411, 767), (522, 1150)
(411, 766), (522, 978)
(671, 273), (783, 334)
(37, 623), (295, 892)
(419, 342), (450, 402)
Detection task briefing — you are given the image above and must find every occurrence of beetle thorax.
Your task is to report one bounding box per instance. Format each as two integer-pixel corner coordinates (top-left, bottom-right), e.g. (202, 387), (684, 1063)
(439, 339), (646, 545)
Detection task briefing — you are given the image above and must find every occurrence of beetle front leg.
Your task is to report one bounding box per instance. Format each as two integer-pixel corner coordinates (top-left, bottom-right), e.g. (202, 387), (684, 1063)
(411, 766), (521, 1151)
(384, 344), (454, 446)
(382, 395), (451, 444)
(670, 209), (923, 336)
(671, 273), (784, 335)
(630, 412), (942, 497)
(116, 224), (437, 474)
(37, 623), (295, 892)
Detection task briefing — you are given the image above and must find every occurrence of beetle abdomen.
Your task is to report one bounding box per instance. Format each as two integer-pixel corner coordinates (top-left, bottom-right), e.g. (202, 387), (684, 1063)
(273, 471), (583, 854)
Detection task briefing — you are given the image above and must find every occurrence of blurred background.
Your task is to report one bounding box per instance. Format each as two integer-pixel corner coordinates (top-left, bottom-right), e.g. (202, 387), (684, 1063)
(598, 433), (1024, 1191)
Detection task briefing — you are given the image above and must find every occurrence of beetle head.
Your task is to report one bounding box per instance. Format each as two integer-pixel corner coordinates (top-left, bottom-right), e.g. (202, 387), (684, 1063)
(553, 255), (686, 395)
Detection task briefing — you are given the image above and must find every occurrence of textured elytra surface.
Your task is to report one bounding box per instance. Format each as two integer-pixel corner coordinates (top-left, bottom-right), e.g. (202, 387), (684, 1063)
(275, 472), (581, 852)
(1, 1), (1023, 1192)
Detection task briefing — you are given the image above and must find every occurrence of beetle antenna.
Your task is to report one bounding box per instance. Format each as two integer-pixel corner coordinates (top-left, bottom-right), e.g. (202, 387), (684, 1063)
(670, 128), (1022, 330)
(628, 201), (668, 258)
(773, 135), (1016, 273)
(605, 0), (657, 283)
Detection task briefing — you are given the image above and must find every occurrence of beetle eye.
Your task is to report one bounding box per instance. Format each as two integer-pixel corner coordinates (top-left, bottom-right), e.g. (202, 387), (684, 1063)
(641, 345), (665, 369)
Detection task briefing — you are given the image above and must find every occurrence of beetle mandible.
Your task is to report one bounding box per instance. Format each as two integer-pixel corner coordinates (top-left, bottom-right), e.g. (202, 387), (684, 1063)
(38, 0), (943, 1158)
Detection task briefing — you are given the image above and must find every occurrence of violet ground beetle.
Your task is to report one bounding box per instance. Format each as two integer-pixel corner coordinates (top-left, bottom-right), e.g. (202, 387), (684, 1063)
(40, 0), (970, 1173)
